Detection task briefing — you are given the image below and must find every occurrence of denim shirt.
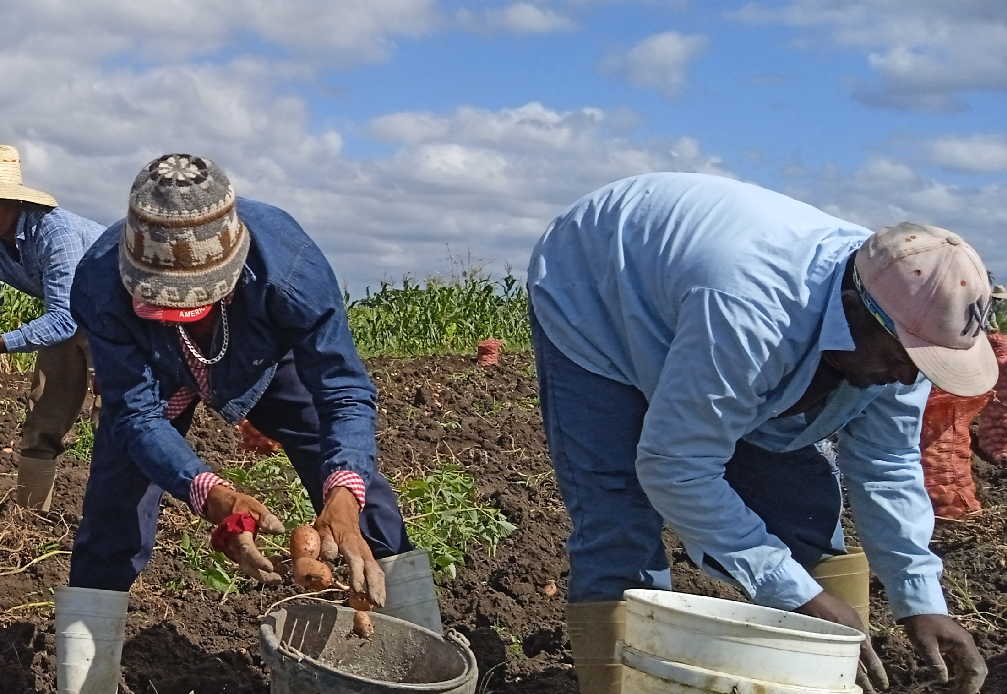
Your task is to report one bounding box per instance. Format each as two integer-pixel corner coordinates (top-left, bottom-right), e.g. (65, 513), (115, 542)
(0, 206), (103, 351)
(71, 199), (377, 504)
(529, 173), (945, 619)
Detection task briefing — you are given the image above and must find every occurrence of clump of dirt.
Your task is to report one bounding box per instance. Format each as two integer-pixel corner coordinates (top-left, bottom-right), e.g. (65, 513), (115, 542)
(0, 355), (1004, 693)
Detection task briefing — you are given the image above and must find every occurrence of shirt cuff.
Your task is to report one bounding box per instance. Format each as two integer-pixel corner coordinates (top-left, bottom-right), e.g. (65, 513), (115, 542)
(885, 574), (948, 620)
(322, 470), (366, 509)
(751, 557), (825, 611)
(2, 329), (27, 353)
(188, 472), (232, 517)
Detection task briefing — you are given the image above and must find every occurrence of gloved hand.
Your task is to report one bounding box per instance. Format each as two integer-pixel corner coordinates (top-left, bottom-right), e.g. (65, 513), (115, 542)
(901, 614), (987, 694)
(314, 487), (386, 606)
(205, 485), (285, 584)
(797, 590), (888, 693)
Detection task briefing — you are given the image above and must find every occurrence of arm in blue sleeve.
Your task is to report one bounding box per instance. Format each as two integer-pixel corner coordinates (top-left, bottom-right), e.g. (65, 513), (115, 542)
(71, 283), (209, 502)
(3, 221), (82, 352)
(274, 241), (377, 488)
(636, 287), (824, 610)
(838, 378), (947, 620)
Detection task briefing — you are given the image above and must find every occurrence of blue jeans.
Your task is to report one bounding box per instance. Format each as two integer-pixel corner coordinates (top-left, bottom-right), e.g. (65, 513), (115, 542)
(531, 312), (844, 603)
(70, 353), (411, 591)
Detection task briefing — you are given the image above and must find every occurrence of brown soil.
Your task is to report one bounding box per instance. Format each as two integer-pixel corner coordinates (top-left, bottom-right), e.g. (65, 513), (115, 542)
(0, 355), (1004, 693)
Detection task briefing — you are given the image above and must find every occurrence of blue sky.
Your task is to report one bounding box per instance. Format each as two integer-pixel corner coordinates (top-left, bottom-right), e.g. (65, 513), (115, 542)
(3, 1), (1005, 294)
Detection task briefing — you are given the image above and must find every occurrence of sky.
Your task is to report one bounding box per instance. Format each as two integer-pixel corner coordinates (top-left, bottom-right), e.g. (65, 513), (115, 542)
(3, 1), (1006, 295)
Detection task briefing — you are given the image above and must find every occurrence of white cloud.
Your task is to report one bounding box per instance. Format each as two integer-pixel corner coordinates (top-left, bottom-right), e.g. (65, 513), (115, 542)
(779, 156), (1007, 279)
(1, 2), (735, 292)
(457, 3), (578, 34)
(729, 1), (1007, 111)
(928, 135), (1007, 173)
(6, 0), (439, 66)
(601, 32), (707, 98)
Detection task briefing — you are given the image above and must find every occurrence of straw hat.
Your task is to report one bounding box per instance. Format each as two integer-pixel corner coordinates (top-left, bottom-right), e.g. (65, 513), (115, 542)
(0, 145), (57, 208)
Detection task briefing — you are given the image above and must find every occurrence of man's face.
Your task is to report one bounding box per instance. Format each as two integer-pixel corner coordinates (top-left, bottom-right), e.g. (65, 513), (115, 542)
(825, 290), (920, 389)
(0, 201), (21, 237)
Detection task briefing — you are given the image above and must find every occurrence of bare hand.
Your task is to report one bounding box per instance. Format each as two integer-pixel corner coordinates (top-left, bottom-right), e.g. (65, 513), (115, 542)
(797, 590), (888, 693)
(205, 484), (285, 584)
(314, 487), (386, 606)
(901, 614), (987, 694)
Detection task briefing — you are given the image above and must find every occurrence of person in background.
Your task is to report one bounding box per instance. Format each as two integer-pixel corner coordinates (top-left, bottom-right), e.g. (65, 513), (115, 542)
(57, 153), (438, 694)
(0, 145), (103, 512)
(528, 173), (992, 694)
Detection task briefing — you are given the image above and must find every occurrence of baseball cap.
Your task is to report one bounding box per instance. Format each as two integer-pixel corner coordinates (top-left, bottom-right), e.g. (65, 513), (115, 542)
(854, 222), (998, 397)
(132, 296), (213, 323)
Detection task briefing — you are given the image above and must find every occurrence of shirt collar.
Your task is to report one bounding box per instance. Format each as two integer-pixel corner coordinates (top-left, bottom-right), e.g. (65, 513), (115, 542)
(14, 209), (28, 243)
(819, 256), (856, 353)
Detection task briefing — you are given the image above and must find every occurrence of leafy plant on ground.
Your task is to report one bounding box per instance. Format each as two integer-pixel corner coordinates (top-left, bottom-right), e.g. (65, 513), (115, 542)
(218, 451), (315, 552)
(65, 417), (95, 460)
(0, 286), (44, 373)
(167, 452), (315, 594)
(397, 463), (516, 578)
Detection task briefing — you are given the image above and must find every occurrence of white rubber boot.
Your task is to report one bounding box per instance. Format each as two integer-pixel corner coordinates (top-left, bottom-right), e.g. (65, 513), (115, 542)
(55, 587), (129, 694)
(376, 550), (443, 634)
(15, 455), (57, 511)
(567, 600), (625, 694)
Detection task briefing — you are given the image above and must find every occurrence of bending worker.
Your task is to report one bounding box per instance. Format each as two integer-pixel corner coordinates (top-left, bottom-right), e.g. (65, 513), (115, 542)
(57, 153), (438, 693)
(0, 145), (103, 511)
(528, 173), (992, 694)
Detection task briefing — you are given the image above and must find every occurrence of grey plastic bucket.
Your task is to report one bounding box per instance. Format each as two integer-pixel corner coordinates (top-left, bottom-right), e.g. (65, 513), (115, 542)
(260, 603), (478, 694)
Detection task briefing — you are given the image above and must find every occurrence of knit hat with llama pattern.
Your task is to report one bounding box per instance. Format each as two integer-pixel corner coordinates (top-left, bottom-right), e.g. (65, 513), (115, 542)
(119, 153), (249, 308)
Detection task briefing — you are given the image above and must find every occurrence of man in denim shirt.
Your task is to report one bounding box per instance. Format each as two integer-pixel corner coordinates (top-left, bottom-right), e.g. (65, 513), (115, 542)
(0, 145), (103, 512)
(529, 173), (993, 694)
(56, 154), (432, 693)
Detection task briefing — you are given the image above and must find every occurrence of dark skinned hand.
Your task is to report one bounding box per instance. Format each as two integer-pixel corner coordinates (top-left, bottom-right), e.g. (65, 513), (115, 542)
(901, 614), (987, 694)
(314, 487), (386, 606)
(797, 590), (888, 693)
(205, 484), (285, 584)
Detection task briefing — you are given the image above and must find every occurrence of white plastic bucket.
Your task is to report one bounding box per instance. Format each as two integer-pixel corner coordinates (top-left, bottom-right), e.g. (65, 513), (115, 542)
(621, 590), (864, 693)
(377, 550), (442, 635)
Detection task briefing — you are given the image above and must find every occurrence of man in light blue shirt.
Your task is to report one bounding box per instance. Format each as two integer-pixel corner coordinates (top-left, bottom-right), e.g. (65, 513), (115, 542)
(0, 145), (103, 511)
(528, 173), (993, 694)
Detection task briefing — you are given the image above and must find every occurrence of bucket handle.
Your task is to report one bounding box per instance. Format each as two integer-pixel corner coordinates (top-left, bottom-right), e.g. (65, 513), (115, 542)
(445, 628), (470, 649)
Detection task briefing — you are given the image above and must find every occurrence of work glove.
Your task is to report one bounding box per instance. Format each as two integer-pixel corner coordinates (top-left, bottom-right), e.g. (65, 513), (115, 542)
(205, 485), (285, 584)
(796, 590), (889, 693)
(314, 487), (386, 607)
(901, 614), (988, 694)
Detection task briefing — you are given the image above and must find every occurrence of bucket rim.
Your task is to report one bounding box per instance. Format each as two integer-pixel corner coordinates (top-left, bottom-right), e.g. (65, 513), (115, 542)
(621, 644), (863, 694)
(260, 604), (477, 691)
(623, 590), (865, 644)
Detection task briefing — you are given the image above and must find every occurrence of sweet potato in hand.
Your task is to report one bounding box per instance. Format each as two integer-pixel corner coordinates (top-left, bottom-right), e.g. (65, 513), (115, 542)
(293, 557), (332, 590)
(290, 525), (321, 560)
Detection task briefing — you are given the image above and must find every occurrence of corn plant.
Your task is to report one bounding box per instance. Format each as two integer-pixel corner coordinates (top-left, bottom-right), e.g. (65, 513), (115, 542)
(347, 271), (530, 357)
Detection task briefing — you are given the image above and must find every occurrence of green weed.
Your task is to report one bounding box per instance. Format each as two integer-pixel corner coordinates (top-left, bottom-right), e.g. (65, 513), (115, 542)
(65, 417), (95, 460)
(218, 452), (315, 550)
(177, 530), (239, 594)
(398, 463), (516, 578)
(0, 286), (44, 372)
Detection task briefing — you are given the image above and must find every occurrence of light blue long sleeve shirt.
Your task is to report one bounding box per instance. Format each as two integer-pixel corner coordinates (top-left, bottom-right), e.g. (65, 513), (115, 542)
(527, 172), (946, 619)
(0, 206), (104, 352)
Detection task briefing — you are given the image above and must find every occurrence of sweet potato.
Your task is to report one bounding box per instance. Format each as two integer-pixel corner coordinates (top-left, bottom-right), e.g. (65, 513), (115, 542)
(290, 525), (321, 560)
(348, 591), (375, 638)
(293, 557), (332, 590)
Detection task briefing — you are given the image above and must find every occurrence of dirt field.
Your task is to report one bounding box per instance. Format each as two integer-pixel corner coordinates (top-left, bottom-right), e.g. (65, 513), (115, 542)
(0, 354), (1004, 693)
